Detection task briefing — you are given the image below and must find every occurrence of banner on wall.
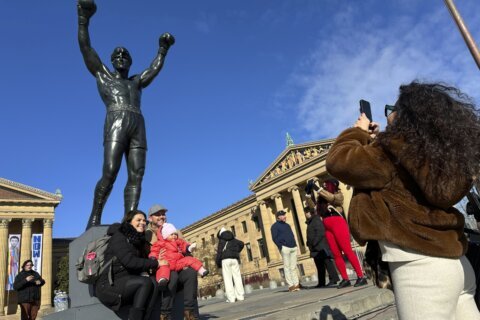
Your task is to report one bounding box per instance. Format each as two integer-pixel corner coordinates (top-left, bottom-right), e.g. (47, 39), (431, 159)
(6, 234), (21, 291)
(32, 234), (43, 274)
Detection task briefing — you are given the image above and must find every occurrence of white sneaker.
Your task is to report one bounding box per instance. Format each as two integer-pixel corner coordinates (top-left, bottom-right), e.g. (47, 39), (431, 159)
(225, 300), (235, 303)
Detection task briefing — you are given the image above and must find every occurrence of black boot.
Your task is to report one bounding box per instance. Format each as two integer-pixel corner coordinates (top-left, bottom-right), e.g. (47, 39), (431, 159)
(86, 183), (112, 230)
(337, 279), (351, 289)
(128, 307), (144, 320)
(354, 277), (368, 287)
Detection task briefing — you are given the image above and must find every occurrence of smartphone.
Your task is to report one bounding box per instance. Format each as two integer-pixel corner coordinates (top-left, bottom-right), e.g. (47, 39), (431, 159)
(359, 99), (373, 122)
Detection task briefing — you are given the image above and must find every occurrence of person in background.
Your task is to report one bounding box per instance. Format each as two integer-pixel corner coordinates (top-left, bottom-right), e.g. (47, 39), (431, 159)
(14, 259), (45, 320)
(305, 179), (367, 288)
(216, 227), (245, 303)
(304, 207), (340, 287)
(271, 210), (300, 292)
(326, 81), (480, 319)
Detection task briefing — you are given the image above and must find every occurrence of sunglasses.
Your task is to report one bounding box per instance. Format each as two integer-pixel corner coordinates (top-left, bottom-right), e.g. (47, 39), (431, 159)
(384, 104), (396, 118)
(152, 212), (166, 217)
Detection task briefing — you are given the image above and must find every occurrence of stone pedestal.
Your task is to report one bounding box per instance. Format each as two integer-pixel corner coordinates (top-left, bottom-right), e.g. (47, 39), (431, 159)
(43, 225), (197, 320)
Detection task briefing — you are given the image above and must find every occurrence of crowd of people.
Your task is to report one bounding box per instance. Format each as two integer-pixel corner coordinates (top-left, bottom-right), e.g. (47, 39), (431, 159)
(13, 80), (480, 320)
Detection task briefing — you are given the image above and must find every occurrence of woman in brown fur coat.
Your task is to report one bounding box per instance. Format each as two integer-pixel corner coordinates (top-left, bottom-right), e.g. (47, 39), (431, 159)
(326, 82), (480, 319)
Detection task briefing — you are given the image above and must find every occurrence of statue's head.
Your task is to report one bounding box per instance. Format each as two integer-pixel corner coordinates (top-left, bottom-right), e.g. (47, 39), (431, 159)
(111, 47), (132, 72)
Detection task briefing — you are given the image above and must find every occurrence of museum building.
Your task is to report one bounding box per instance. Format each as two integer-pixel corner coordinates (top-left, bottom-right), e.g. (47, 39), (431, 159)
(182, 138), (357, 293)
(0, 178), (62, 315)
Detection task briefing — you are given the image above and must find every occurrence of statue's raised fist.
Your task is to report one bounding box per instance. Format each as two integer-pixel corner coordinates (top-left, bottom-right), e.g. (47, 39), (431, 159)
(77, 0), (97, 19)
(159, 33), (176, 50)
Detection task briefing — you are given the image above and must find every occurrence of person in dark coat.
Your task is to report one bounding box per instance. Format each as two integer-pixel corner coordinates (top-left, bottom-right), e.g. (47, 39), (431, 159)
(304, 207), (340, 287)
(216, 227), (245, 303)
(13, 259), (45, 320)
(95, 210), (162, 320)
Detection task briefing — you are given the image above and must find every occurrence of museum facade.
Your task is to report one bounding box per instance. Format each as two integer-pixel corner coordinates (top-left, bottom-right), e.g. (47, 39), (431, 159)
(182, 138), (357, 293)
(0, 178), (62, 315)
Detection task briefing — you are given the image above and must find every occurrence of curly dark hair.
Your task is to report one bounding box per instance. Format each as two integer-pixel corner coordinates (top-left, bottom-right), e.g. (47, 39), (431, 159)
(377, 81), (480, 180)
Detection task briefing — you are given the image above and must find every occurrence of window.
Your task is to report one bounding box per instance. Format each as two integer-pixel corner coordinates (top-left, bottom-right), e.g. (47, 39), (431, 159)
(241, 221), (248, 233)
(202, 238), (206, 248)
(246, 243), (253, 261)
(210, 234), (215, 244)
(230, 226), (236, 236)
(257, 238), (267, 259)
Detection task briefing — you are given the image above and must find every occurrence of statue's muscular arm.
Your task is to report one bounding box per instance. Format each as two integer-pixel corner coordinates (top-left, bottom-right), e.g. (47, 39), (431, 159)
(138, 33), (175, 89)
(138, 49), (167, 89)
(78, 4), (111, 78)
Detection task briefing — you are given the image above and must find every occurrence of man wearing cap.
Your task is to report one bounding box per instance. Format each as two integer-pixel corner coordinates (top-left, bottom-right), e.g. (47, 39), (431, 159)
(271, 210), (300, 292)
(146, 204), (200, 320)
(146, 204), (168, 244)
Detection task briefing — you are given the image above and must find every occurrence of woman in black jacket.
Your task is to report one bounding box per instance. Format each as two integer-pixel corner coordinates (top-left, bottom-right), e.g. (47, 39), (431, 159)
(14, 259), (45, 320)
(95, 210), (161, 320)
(216, 228), (245, 303)
(305, 208), (339, 287)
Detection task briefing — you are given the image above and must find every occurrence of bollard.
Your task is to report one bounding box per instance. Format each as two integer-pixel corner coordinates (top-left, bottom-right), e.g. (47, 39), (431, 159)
(215, 289), (225, 299)
(269, 280), (278, 289)
(244, 284), (253, 294)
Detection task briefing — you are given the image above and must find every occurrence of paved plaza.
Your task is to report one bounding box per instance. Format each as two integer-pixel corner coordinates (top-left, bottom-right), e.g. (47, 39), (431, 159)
(197, 282), (397, 320)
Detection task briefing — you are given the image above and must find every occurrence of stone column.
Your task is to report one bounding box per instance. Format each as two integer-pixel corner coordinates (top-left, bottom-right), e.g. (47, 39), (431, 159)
(246, 210), (261, 261)
(289, 185), (308, 247)
(20, 219), (34, 265)
(271, 193), (284, 213)
(0, 219), (11, 316)
(41, 219), (53, 309)
(271, 193), (300, 250)
(257, 201), (281, 262)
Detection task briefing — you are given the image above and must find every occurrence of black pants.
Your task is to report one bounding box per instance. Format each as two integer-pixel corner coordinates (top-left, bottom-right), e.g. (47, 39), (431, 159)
(161, 268), (198, 314)
(314, 255), (339, 286)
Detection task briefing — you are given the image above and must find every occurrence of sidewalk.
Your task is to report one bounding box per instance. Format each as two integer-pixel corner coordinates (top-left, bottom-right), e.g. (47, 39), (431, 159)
(0, 284), (397, 320)
(198, 283), (397, 320)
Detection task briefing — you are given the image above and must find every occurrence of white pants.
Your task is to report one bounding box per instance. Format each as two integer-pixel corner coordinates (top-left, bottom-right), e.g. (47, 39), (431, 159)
(389, 255), (480, 320)
(222, 258), (245, 302)
(281, 246), (299, 287)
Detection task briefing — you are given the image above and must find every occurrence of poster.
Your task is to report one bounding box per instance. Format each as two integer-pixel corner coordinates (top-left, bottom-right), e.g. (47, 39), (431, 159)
(31, 234), (43, 274)
(7, 234), (21, 291)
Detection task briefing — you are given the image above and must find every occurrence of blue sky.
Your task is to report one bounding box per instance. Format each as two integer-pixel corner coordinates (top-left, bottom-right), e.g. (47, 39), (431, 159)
(2, 1), (479, 238)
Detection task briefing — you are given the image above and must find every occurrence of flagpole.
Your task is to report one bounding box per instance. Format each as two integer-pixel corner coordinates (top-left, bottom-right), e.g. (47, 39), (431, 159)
(444, 0), (480, 69)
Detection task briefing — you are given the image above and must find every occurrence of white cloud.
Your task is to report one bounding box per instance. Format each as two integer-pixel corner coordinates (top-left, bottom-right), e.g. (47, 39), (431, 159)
(283, 3), (480, 140)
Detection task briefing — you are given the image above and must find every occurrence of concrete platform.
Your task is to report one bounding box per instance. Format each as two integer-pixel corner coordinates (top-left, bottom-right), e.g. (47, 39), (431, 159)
(197, 283), (397, 320)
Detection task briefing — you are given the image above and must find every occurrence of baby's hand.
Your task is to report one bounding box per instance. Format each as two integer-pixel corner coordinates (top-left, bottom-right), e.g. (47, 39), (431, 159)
(188, 243), (197, 252)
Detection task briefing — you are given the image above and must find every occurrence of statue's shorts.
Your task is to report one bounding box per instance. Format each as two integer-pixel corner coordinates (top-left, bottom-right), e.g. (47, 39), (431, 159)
(103, 110), (147, 149)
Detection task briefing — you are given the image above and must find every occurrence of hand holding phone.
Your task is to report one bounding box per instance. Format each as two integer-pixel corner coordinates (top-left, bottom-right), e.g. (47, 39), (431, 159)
(359, 99), (373, 122)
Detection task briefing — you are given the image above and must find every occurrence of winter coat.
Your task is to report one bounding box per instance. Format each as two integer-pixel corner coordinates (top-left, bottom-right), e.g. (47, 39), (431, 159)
(149, 233), (191, 270)
(326, 127), (470, 258)
(13, 270), (45, 303)
(271, 221), (296, 251)
(95, 223), (158, 310)
(216, 230), (244, 268)
(306, 215), (331, 258)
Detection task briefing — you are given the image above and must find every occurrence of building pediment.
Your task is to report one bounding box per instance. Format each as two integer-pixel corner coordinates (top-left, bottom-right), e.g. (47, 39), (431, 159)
(250, 139), (335, 191)
(0, 177), (62, 204)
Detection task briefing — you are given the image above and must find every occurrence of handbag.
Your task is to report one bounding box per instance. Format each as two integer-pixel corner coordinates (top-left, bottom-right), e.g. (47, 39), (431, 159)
(364, 240), (393, 291)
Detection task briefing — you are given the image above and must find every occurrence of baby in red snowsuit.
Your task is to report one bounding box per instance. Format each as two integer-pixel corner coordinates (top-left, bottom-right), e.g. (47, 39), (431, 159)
(149, 222), (208, 285)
